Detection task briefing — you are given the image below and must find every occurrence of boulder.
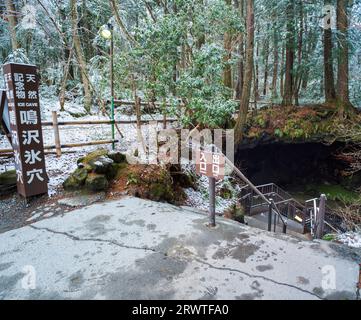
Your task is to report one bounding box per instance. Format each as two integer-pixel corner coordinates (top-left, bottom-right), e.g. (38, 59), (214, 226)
(77, 162), (93, 172)
(108, 151), (127, 164)
(126, 165), (179, 203)
(63, 168), (88, 190)
(85, 173), (109, 192)
(77, 149), (108, 166)
(89, 156), (114, 174)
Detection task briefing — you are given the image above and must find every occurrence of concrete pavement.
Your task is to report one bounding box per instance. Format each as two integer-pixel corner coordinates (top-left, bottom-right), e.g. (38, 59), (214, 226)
(0, 196), (359, 300)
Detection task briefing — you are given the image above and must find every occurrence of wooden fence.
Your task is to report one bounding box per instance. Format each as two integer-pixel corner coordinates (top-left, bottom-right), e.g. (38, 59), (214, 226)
(1, 98), (272, 158)
(0, 110), (178, 158)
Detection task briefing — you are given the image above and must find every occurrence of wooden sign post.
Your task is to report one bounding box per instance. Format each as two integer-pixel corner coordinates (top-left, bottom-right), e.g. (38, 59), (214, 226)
(3, 63), (48, 198)
(196, 150), (225, 227)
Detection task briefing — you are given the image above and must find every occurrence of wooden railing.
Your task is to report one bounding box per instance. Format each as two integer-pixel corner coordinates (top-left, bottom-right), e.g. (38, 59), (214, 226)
(0, 111), (178, 157)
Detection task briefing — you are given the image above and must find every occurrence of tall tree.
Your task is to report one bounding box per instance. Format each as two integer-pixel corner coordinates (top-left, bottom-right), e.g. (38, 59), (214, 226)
(263, 38), (270, 96)
(235, 0), (245, 100)
(5, 0), (19, 51)
(336, 0), (353, 117)
(324, 0), (336, 104)
(271, 25), (279, 100)
(223, 0), (233, 89)
(293, 0), (304, 106)
(235, 0), (254, 143)
(70, 0), (92, 112)
(282, 0), (295, 106)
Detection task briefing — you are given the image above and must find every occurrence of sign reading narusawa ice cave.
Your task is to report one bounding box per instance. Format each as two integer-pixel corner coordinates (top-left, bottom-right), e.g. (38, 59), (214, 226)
(3, 63), (48, 197)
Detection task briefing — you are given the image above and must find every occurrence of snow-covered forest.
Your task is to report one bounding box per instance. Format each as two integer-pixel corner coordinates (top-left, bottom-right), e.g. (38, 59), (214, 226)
(1, 1), (361, 301)
(1, 0), (360, 125)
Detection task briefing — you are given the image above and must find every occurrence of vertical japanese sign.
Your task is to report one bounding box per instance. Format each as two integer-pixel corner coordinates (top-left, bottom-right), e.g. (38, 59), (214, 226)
(3, 63), (48, 197)
(196, 150), (225, 180)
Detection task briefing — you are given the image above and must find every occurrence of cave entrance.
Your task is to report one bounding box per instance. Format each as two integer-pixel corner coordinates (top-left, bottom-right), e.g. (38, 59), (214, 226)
(235, 141), (350, 189)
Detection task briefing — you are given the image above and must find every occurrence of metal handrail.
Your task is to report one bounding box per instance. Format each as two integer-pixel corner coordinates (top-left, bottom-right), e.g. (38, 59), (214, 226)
(271, 200), (288, 226)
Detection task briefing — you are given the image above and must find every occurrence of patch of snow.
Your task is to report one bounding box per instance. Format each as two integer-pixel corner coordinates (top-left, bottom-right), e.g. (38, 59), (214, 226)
(0, 94), (179, 197)
(337, 231), (361, 248)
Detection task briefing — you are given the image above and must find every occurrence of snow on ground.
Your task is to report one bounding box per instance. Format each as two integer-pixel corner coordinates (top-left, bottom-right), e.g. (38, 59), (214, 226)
(337, 231), (361, 249)
(0, 96), (178, 196)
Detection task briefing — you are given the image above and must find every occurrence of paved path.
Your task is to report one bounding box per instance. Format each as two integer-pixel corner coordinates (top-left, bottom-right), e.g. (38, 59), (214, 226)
(0, 197), (359, 300)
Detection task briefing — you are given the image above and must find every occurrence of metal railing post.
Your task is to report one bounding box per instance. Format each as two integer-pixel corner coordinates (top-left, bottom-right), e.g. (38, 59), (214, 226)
(274, 207), (277, 232)
(209, 177), (216, 227)
(315, 194), (326, 239)
(268, 199), (273, 232)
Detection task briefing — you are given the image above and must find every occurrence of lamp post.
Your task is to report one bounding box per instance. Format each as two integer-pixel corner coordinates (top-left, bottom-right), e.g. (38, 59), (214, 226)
(101, 23), (115, 150)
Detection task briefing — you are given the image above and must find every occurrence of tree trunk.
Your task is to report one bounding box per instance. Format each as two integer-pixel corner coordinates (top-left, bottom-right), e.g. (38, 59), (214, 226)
(280, 45), (285, 98)
(271, 27), (279, 100)
(59, 46), (74, 112)
(293, 0), (303, 106)
(223, 0), (233, 90)
(263, 39), (269, 96)
(235, 0), (245, 100)
(5, 0), (19, 51)
(254, 28), (259, 100)
(324, 0), (336, 104)
(235, 0), (254, 143)
(336, 0), (353, 117)
(81, 0), (93, 61)
(282, 1), (295, 106)
(71, 0), (92, 112)
(59, 5), (74, 80)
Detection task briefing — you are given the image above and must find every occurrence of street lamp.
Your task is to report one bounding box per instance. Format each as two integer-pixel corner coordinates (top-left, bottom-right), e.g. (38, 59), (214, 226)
(101, 23), (115, 150)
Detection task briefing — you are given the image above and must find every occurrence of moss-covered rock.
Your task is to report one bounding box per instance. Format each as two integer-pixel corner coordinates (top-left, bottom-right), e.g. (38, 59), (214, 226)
(78, 162), (93, 172)
(126, 165), (180, 203)
(108, 151), (127, 164)
(63, 176), (81, 190)
(64, 149), (128, 193)
(89, 156), (114, 174)
(85, 173), (109, 192)
(73, 168), (88, 183)
(77, 149), (108, 165)
(63, 168), (88, 190)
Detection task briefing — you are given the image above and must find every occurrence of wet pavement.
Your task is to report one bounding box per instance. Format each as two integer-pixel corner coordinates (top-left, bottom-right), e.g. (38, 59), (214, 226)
(0, 196), (359, 300)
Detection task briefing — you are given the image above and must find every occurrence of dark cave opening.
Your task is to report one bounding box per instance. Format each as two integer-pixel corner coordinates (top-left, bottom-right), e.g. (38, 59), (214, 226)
(235, 141), (358, 189)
